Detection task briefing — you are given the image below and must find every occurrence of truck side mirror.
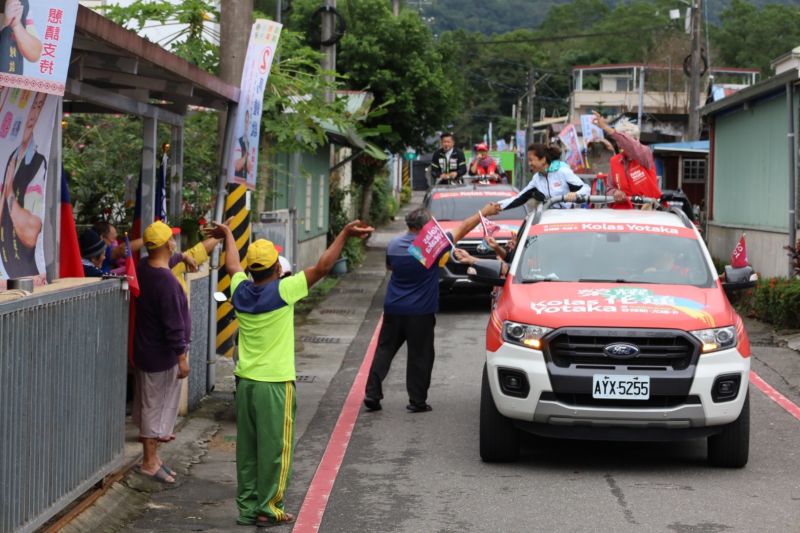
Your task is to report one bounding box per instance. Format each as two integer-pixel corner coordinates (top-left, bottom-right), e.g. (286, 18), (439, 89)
(467, 259), (506, 287)
(722, 265), (756, 298)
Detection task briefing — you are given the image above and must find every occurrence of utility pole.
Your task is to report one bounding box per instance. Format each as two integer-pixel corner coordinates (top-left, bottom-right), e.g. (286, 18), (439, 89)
(218, 0), (253, 142)
(321, 0), (337, 103)
(526, 68), (535, 158)
(219, 1), (253, 97)
(392, 0), (400, 16)
(637, 66), (645, 132)
(687, 0), (703, 141)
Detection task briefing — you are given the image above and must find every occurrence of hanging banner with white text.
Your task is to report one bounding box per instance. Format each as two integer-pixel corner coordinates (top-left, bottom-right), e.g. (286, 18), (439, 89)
(0, 1), (79, 96)
(227, 19), (282, 189)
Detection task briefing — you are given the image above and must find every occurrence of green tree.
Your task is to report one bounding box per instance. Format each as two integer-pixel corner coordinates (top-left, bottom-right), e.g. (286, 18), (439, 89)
(289, 0), (459, 151)
(102, 0), (220, 72)
(711, 0), (800, 75)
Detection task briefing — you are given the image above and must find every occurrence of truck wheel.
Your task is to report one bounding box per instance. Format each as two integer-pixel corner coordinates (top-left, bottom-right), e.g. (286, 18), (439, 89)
(480, 364), (520, 462)
(707, 392), (750, 468)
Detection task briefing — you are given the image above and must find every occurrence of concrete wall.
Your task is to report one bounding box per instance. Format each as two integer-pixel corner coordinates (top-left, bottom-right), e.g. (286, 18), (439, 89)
(707, 222), (791, 278)
(297, 234), (327, 271)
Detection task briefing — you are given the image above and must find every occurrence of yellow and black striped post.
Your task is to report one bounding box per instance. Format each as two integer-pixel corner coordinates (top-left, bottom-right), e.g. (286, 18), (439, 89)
(402, 160), (410, 188)
(216, 183), (251, 358)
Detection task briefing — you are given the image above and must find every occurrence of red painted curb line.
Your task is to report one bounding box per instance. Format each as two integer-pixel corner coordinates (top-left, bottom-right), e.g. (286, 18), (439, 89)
(750, 370), (800, 422)
(293, 315), (383, 533)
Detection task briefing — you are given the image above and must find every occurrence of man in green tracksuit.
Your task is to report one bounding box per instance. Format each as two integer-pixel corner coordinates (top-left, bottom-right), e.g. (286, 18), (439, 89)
(207, 219), (373, 527)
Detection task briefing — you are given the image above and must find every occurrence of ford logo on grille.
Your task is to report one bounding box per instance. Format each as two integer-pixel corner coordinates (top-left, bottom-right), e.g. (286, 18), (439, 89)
(603, 342), (640, 359)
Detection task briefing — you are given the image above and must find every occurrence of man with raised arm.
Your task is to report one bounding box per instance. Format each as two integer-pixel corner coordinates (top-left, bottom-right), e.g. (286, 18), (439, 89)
(204, 219), (373, 528)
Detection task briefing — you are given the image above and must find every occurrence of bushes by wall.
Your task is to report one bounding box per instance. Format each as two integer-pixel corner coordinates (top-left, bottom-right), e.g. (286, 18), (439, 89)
(735, 277), (800, 330)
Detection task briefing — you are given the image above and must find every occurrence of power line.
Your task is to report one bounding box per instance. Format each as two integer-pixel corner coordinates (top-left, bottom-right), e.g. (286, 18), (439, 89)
(457, 25), (674, 46)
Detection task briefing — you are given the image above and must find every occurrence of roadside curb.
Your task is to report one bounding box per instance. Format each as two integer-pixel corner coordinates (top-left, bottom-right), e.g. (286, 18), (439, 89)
(51, 198), (417, 532)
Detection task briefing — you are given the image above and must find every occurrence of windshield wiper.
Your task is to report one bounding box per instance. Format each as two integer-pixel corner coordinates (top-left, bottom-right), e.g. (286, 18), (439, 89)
(521, 274), (561, 284)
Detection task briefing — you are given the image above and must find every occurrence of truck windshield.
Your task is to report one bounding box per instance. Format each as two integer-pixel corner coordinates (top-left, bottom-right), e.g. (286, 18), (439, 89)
(429, 195), (527, 221)
(516, 231), (715, 287)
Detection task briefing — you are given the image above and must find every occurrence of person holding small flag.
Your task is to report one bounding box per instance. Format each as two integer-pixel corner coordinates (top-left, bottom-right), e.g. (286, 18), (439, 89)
(364, 202), (501, 413)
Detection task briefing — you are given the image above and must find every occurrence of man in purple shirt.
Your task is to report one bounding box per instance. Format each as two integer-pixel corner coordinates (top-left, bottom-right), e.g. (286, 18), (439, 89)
(132, 220), (190, 484)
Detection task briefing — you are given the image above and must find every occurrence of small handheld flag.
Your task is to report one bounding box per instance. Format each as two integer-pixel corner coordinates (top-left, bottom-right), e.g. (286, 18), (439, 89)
(125, 236), (140, 297)
(408, 218), (453, 269)
(731, 234), (748, 269)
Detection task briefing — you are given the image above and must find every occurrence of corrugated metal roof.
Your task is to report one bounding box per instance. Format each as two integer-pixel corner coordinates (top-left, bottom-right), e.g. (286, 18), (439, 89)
(701, 68), (799, 117)
(651, 141), (709, 154)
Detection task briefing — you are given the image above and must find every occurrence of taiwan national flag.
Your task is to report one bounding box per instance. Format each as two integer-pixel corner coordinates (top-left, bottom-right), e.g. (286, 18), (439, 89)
(731, 234), (748, 268)
(125, 237), (139, 297)
(59, 171), (84, 278)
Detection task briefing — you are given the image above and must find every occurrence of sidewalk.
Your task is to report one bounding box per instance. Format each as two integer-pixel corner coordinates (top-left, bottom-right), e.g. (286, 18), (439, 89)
(59, 195), (421, 532)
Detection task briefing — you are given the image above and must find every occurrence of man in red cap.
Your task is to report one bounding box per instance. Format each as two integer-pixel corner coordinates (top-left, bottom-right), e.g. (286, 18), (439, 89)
(469, 143), (504, 181)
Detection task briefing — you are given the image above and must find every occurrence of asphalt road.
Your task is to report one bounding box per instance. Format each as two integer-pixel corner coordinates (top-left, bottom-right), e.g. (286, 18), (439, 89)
(312, 292), (800, 533)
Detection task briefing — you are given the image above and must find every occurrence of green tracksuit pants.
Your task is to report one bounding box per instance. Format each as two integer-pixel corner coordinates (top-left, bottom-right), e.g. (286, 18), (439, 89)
(235, 378), (296, 522)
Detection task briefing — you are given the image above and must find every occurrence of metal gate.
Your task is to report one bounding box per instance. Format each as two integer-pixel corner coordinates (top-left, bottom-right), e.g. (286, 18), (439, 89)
(0, 280), (128, 533)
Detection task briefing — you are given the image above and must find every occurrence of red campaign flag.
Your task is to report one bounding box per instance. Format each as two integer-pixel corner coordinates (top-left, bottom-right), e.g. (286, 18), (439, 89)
(731, 234), (748, 268)
(480, 211), (500, 238)
(125, 237), (139, 369)
(407, 218), (453, 269)
(125, 237), (140, 297)
(59, 171), (84, 278)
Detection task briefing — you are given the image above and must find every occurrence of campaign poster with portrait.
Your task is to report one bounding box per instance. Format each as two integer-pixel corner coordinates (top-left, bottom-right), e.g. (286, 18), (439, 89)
(580, 114), (604, 144)
(0, 1), (79, 96)
(558, 124), (585, 170)
(0, 88), (59, 287)
(227, 19), (282, 189)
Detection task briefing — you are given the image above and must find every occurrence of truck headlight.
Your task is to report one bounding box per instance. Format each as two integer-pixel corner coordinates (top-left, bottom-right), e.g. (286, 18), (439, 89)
(503, 321), (552, 350)
(691, 326), (737, 353)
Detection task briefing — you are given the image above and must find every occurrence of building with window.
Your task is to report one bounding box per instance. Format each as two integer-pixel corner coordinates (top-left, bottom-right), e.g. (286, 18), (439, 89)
(701, 60), (799, 277)
(651, 140), (709, 208)
(570, 63), (760, 142)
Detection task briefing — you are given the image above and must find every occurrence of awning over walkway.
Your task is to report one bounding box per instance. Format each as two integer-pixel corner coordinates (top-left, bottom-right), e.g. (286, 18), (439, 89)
(65, 5), (239, 125)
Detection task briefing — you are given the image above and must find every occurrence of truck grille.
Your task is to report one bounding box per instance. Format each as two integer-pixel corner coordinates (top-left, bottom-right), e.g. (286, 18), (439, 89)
(540, 391), (701, 409)
(546, 330), (698, 371)
(455, 239), (508, 259)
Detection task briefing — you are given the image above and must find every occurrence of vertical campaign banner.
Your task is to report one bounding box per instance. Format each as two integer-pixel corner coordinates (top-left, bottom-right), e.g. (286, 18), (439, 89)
(0, 89), (59, 286)
(228, 19), (282, 189)
(0, 1), (79, 96)
(558, 124), (584, 170)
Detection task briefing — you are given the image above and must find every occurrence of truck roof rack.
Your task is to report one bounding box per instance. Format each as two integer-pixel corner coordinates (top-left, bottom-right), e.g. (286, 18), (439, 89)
(531, 195), (693, 229)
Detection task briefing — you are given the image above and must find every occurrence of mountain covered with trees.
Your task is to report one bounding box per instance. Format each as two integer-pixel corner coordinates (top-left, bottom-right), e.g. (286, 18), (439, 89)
(421, 0), (797, 35)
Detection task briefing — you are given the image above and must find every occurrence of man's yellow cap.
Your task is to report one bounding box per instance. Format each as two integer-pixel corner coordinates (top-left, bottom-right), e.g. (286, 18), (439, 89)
(246, 239), (279, 271)
(143, 220), (179, 250)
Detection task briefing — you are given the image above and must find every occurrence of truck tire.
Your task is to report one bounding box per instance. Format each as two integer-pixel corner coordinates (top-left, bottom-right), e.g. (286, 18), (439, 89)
(707, 392), (750, 468)
(480, 364), (520, 462)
